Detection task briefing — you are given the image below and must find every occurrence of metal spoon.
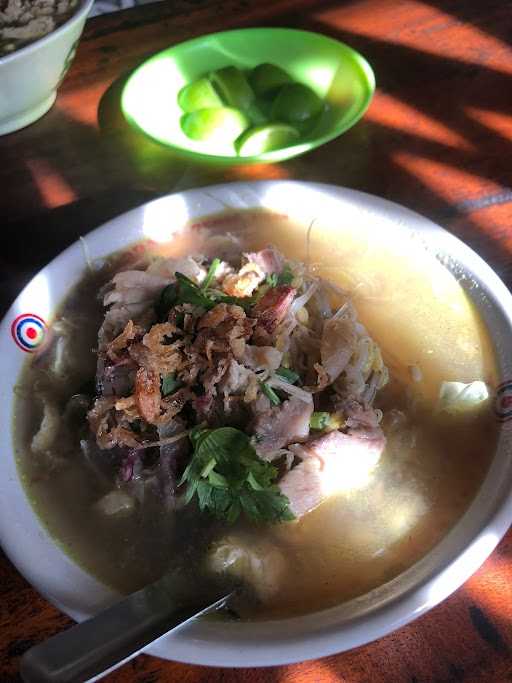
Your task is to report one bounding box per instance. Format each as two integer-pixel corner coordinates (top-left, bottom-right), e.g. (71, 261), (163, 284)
(20, 570), (234, 683)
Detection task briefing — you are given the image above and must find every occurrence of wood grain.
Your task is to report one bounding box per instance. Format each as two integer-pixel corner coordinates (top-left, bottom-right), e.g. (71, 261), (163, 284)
(2, 0), (512, 681)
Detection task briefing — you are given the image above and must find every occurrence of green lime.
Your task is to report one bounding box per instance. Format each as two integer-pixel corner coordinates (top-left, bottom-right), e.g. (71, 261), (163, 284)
(249, 63), (293, 96)
(210, 66), (255, 109)
(181, 107), (250, 142)
(178, 77), (223, 112)
(236, 123), (300, 156)
(246, 101), (268, 125)
(271, 83), (324, 124)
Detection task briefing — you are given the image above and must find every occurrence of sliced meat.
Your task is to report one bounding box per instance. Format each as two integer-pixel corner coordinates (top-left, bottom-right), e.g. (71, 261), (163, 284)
(320, 317), (357, 383)
(244, 247), (284, 275)
(341, 399), (382, 432)
(219, 358), (253, 396)
(104, 270), (169, 307)
(253, 397), (313, 459)
(279, 429), (386, 518)
(252, 285), (296, 345)
(243, 344), (282, 371)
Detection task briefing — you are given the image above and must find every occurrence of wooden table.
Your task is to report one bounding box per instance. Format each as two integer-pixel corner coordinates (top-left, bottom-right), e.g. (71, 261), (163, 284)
(2, 0), (512, 680)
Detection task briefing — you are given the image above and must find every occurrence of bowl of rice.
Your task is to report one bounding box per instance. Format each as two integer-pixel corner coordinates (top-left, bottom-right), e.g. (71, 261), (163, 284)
(0, 0), (94, 135)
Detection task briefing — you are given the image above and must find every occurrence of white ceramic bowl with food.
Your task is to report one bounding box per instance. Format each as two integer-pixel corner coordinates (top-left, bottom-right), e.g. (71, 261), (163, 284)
(0, 0), (94, 135)
(1, 181), (512, 666)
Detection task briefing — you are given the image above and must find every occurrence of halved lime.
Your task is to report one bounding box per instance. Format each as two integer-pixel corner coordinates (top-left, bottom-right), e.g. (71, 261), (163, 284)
(271, 83), (324, 123)
(249, 63), (293, 96)
(246, 101), (268, 125)
(236, 122), (300, 156)
(178, 77), (223, 112)
(181, 107), (249, 142)
(210, 66), (255, 109)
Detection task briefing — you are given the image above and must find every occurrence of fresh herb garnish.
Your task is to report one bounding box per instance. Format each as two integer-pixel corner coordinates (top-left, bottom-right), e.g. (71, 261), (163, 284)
(277, 264), (294, 285)
(161, 372), (183, 396)
(157, 271), (260, 321)
(178, 273), (255, 311)
(179, 427), (294, 523)
(275, 367), (299, 384)
(310, 411), (330, 430)
(202, 258), (220, 291)
(260, 381), (281, 406)
(175, 272), (215, 308)
(155, 283), (178, 321)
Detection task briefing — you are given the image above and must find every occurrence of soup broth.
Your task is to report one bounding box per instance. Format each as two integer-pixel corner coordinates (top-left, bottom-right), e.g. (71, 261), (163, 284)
(13, 209), (497, 619)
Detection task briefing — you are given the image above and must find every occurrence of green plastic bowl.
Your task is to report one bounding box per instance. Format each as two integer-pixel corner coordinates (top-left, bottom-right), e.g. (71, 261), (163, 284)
(121, 28), (375, 164)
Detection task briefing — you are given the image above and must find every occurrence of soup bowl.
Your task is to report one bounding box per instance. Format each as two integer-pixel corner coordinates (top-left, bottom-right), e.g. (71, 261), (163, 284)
(1, 181), (512, 666)
(0, 0), (94, 135)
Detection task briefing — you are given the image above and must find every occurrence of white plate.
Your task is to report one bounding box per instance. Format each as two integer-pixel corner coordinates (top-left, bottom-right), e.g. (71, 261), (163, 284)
(2, 181), (512, 666)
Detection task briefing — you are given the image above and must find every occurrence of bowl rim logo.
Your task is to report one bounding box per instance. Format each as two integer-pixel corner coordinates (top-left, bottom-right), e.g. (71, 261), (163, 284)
(494, 380), (512, 422)
(11, 313), (47, 353)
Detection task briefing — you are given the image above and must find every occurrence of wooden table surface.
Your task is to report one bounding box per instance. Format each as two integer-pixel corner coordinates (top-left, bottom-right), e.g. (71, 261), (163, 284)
(2, 0), (512, 680)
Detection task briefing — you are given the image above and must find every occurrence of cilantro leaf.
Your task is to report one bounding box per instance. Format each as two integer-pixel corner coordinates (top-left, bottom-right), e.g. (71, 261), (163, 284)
(175, 272), (215, 309)
(180, 427), (294, 524)
(260, 381), (281, 406)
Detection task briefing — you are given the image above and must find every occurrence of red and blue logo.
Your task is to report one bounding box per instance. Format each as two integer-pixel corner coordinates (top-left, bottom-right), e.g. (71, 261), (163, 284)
(11, 313), (47, 353)
(495, 380), (512, 422)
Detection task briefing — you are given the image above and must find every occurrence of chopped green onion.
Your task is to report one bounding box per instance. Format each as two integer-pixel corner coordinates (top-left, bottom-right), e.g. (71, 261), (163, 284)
(202, 257), (221, 291)
(310, 411), (330, 430)
(275, 367), (299, 384)
(260, 381), (281, 406)
(161, 373), (183, 396)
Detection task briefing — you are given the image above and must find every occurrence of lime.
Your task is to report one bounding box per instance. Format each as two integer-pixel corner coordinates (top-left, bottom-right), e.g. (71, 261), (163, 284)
(236, 123), (300, 156)
(246, 101), (268, 125)
(178, 77), (223, 112)
(210, 66), (255, 109)
(181, 107), (249, 142)
(249, 63), (293, 96)
(271, 83), (324, 124)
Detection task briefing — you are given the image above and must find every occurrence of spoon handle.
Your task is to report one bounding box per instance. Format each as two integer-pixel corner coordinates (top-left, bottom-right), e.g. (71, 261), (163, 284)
(20, 574), (231, 683)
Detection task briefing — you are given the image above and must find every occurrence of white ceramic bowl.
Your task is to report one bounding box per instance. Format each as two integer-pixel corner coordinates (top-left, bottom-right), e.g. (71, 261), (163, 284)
(0, 0), (94, 135)
(1, 181), (512, 666)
